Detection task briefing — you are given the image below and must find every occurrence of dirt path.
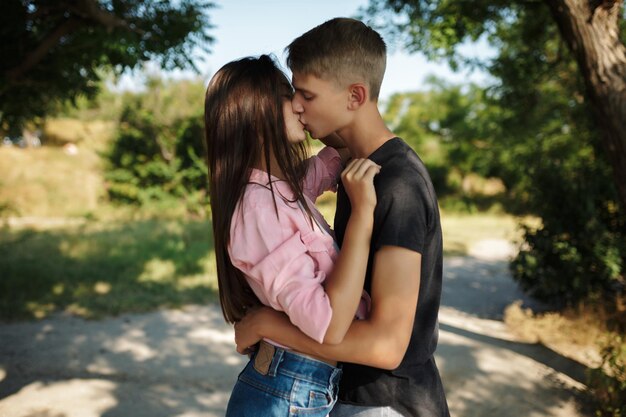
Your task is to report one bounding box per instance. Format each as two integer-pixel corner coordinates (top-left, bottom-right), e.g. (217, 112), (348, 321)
(0, 240), (591, 417)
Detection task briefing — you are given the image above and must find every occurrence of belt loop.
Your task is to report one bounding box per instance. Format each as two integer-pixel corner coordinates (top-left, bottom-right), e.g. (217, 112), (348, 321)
(268, 346), (284, 377)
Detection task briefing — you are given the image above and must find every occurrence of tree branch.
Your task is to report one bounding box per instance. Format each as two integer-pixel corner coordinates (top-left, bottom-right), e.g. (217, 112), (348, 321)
(5, 0), (145, 83)
(5, 17), (83, 83)
(69, 0), (144, 34)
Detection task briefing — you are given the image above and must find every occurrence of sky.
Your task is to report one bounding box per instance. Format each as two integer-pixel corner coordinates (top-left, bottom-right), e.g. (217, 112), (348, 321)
(116, 0), (493, 101)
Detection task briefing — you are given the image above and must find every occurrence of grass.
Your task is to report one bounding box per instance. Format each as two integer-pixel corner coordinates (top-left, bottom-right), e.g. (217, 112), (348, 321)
(0, 118), (220, 321)
(0, 146), (103, 218)
(505, 300), (626, 416)
(0, 190), (527, 321)
(441, 212), (535, 256)
(505, 301), (607, 366)
(0, 219), (217, 321)
(43, 118), (114, 150)
(0, 119), (115, 218)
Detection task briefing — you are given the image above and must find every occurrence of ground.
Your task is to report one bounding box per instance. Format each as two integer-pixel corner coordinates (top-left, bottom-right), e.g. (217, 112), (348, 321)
(0, 240), (592, 417)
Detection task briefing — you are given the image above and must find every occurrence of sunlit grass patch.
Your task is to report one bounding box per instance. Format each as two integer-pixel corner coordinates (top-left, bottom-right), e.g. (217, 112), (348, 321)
(0, 146), (104, 218)
(441, 213), (539, 256)
(0, 219), (217, 321)
(1, 186), (535, 322)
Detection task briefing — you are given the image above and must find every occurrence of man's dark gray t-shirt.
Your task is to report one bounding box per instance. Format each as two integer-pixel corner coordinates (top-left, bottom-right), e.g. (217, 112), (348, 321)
(334, 137), (449, 417)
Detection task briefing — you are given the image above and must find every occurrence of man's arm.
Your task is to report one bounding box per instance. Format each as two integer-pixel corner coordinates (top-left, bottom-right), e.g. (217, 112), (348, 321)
(235, 246), (421, 370)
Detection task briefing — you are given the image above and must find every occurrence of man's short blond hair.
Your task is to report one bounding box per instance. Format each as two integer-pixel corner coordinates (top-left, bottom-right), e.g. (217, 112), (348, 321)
(286, 18), (387, 100)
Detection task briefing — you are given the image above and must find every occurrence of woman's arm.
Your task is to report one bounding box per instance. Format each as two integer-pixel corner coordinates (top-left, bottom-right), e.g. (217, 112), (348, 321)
(229, 160), (378, 345)
(319, 158), (379, 344)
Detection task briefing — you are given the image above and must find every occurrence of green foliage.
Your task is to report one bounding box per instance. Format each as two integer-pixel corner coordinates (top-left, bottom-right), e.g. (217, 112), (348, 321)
(365, 0), (626, 306)
(361, 0), (626, 66)
(53, 76), (129, 121)
(489, 7), (625, 305)
(104, 77), (208, 214)
(0, 0), (214, 131)
(384, 78), (506, 211)
(511, 155), (626, 304)
(587, 334), (626, 417)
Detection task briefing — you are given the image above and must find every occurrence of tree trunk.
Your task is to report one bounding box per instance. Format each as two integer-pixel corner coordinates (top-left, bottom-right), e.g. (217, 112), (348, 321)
(545, 0), (626, 210)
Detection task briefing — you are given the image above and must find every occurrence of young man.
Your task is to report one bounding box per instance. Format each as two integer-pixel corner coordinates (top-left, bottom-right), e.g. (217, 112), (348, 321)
(235, 18), (450, 417)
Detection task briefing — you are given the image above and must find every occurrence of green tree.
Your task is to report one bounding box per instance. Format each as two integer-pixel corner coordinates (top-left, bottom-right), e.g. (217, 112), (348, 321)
(366, 6), (625, 410)
(365, 0), (625, 307)
(0, 0), (214, 133)
(362, 0), (626, 213)
(384, 78), (503, 202)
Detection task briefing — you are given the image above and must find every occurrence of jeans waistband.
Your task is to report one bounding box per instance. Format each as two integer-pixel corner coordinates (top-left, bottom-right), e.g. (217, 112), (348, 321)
(254, 341), (341, 386)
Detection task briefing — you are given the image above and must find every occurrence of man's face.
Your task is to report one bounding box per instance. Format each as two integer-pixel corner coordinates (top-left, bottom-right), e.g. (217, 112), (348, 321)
(291, 72), (350, 139)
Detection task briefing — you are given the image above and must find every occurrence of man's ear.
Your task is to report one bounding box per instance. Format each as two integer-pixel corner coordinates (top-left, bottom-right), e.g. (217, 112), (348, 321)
(347, 83), (368, 110)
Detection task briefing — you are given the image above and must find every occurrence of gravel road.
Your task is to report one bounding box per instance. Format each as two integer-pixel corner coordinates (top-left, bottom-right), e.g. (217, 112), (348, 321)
(0, 240), (591, 417)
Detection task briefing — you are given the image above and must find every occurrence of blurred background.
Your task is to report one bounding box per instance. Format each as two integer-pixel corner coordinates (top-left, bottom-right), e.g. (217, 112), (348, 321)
(0, 1), (624, 416)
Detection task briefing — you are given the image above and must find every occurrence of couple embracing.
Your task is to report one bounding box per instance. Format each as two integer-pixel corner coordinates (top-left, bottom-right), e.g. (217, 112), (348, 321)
(204, 17), (449, 417)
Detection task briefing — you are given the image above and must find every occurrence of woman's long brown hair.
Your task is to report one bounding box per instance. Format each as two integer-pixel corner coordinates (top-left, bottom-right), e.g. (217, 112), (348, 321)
(204, 55), (311, 323)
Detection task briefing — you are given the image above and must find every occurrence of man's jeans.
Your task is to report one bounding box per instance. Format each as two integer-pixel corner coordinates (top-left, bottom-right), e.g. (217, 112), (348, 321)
(330, 403), (403, 417)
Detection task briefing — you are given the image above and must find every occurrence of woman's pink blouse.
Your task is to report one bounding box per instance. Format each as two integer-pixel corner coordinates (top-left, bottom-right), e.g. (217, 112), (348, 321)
(228, 147), (343, 343)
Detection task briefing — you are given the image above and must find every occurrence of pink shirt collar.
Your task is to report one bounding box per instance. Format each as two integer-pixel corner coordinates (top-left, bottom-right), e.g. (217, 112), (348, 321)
(248, 168), (295, 198)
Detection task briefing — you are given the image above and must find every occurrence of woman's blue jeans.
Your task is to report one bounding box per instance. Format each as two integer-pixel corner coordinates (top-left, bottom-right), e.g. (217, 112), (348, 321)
(226, 342), (342, 417)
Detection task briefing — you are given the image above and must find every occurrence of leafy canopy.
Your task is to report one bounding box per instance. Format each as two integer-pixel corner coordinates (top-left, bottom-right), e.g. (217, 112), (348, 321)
(362, 0), (626, 305)
(0, 0), (215, 132)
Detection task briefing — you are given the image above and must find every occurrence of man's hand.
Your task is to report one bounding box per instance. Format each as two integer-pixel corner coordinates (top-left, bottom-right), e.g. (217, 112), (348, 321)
(234, 306), (275, 355)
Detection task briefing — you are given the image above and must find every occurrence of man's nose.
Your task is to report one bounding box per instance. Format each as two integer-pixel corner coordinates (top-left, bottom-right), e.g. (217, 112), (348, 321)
(291, 96), (304, 113)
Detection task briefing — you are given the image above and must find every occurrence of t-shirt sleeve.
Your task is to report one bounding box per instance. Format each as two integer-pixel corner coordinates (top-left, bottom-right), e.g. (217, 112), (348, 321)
(228, 205), (333, 343)
(302, 146), (343, 202)
(373, 175), (433, 254)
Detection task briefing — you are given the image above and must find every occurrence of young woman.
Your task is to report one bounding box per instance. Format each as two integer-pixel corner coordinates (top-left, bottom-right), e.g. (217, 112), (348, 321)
(204, 54), (380, 416)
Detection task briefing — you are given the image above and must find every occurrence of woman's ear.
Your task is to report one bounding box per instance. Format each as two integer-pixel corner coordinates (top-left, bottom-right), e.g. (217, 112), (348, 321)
(347, 83), (368, 110)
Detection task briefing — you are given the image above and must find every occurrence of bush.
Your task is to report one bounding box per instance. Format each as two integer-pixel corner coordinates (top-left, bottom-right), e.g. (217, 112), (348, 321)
(104, 78), (208, 214)
(510, 141), (625, 306)
(587, 334), (626, 417)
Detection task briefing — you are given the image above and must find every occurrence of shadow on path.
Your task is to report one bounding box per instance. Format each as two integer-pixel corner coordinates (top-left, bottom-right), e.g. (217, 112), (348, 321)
(439, 322), (588, 385)
(0, 253), (594, 417)
(0, 306), (241, 417)
(442, 256), (549, 320)
(436, 254), (592, 416)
